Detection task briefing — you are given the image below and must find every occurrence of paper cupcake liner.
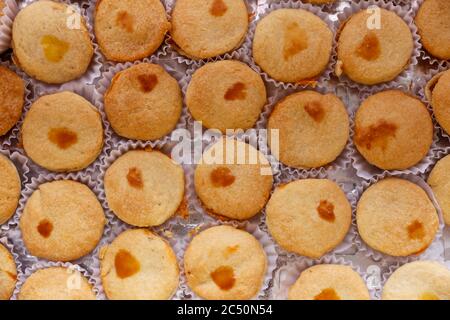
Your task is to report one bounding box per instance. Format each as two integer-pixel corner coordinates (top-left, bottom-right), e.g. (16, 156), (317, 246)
(0, 0), (20, 53)
(7, 172), (114, 272)
(247, 0), (338, 90)
(350, 90), (439, 181)
(352, 172), (445, 266)
(96, 56), (189, 149)
(334, 0), (421, 93)
(15, 0), (102, 92)
(0, 236), (24, 300)
(177, 220), (278, 300)
(163, 0), (258, 67)
(11, 260), (102, 300)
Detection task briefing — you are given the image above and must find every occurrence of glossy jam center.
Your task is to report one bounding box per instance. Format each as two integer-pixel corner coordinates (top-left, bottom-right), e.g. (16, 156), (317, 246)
(48, 128), (78, 150)
(210, 0), (228, 17)
(317, 200), (335, 222)
(355, 120), (397, 150)
(115, 249), (141, 279)
(127, 167), (144, 189)
(210, 167), (235, 187)
(211, 266), (235, 290)
(356, 32), (381, 61)
(283, 22), (308, 60)
(37, 219), (53, 238)
(224, 82), (247, 101)
(304, 101), (325, 123)
(314, 288), (341, 300)
(137, 74), (158, 93)
(116, 11), (134, 33)
(407, 220), (425, 240)
(41, 35), (69, 63)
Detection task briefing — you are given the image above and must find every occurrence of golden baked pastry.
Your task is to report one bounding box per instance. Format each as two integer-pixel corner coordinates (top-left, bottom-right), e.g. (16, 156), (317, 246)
(266, 179), (352, 258)
(100, 229), (179, 300)
(194, 138), (273, 220)
(415, 0), (450, 60)
(426, 69), (450, 136)
(0, 65), (25, 136)
(382, 261), (450, 300)
(253, 8), (333, 83)
(427, 154), (450, 225)
(22, 91), (104, 172)
(354, 90), (433, 170)
(104, 149), (185, 227)
(267, 90), (349, 168)
(186, 60), (266, 132)
(0, 154), (20, 225)
(12, 0), (94, 84)
(18, 267), (96, 300)
(357, 178), (439, 257)
(184, 225), (267, 300)
(288, 264), (370, 300)
(0, 243), (17, 300)
(104, 63), (182, 141)
(171, 0), (248, 59)
(20, 180), (105, 262)
(95, 0), (170, 62)
(337, 8), (413, 85)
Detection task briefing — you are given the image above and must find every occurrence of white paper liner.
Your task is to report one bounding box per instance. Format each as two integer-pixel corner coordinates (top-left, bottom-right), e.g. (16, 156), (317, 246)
(334, 0), (421, 93)
(0, 0), (19, 53)
(352, 172), (446, 266)
(177, 220), (278, 300)
(0, 236), (23, 300)
(15, 0), (102, 92)
(163, 0), (258, 67)
(248, 0), (338, 90)
(350, 90), (439, 181)
(11, 260), (101, 300)
(270, 255), (376, 300)
(96, 55), (189, 148)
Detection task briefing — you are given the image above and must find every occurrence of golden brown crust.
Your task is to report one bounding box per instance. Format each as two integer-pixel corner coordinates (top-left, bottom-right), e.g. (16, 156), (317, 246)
(0, 66), (24, 136)
(0, 154), (21, 225)
(0, 243), (17, 300)
(427, 154), (450, 225)
(428, 70), (450, 136)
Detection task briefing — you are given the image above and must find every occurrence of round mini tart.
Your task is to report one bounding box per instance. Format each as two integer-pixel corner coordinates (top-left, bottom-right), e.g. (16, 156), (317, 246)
(426, 69), (450, 136)
(357, 178), (439, 257)
(22, 91), (104, 172)
(0, 154), (20, 225)
(170, 0), (248, 60)
(20, 180), (105, 262)
(0, 65), (25, 136)
(104, 149), (185, 227)
(427, 154), (450, 225)
(104, 63), (182, 141)
(267, 91), (349, 168)
(337, 8), (413, 85)
(12, 0), (94, 84)
(194, 138), (273, 220)
(94, 0), (170, 62)
(354, 90), (433, 170)
(415, 0), (450, 60)
(266, 179), (352, 259)
(18, 267), (96, 300)
(184, 225), (267, 300)
(186, 60), (266, 132)
(383, 261), (450, 300)
(253, 8), (333, 83)
(0, 243), (17, 300)
(288, 264), (370, 300)
(100, 229), (179, 300)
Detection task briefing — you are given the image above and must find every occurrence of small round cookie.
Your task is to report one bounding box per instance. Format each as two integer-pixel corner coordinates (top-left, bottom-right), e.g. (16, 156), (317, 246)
(18, 267), (96, 300)
(104, 149), (184, 227)
(186, 60), (266, 132)
(12, 1), (94, 84)
(427, 154), (450, 225)
(267, 91), (349, 168)
(266, 179), (352, 259)
(0, 243), (17, 300)
(354, 90), (433, 170)
(104, 63), (182, 141)
(382, 261), (450, 300)
(22, 91), (104, 172)
(426, 69), (450, 136)
(0, 65), (25, 136)
(194, 138), (273, 220)
(100, 229), (179, 300)
(288, 264), (370, 300)
(337, 8), (413, 85)
(184, 225), (267, 300)
(95, 0), (170, 62)
(0, 154), (20, 225)
(357, 178), (439, 257)
(253, 8), (333, 83)
(20, 180), (105, 262)
(171, 0), (248, 59)
(415, 0), (450, 60)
